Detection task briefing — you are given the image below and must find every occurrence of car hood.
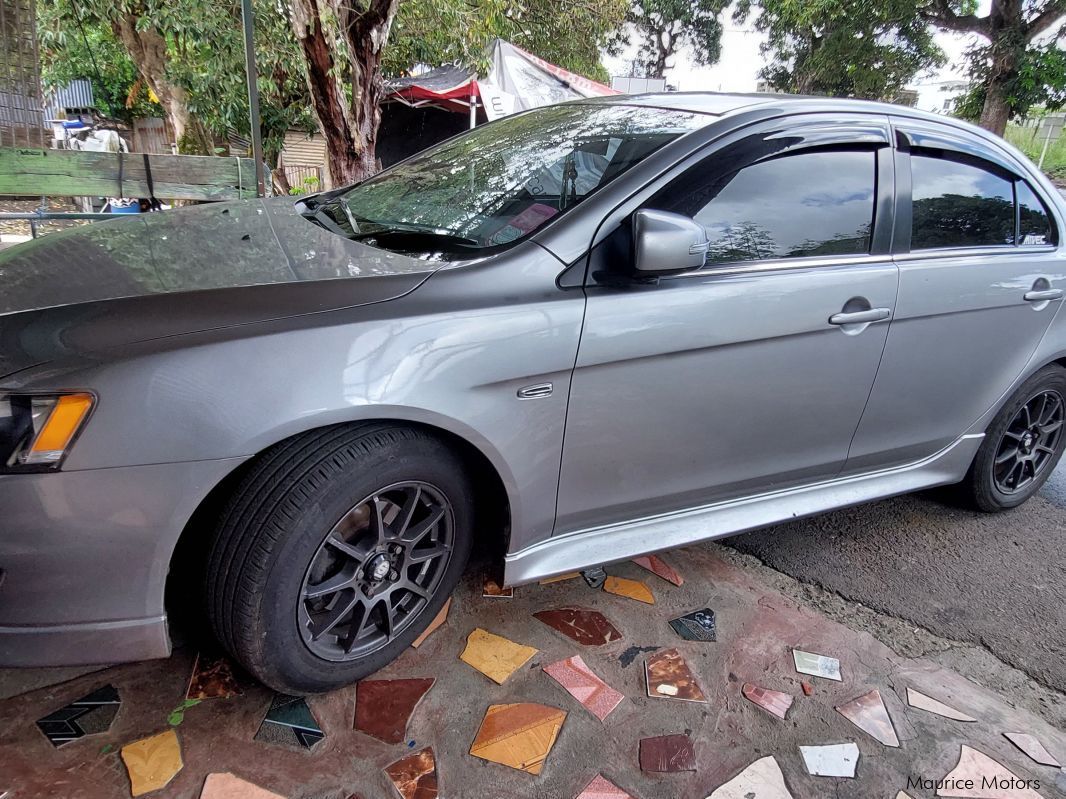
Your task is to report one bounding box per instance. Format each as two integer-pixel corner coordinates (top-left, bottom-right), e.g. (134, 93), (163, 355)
(0, 198), (438, 378)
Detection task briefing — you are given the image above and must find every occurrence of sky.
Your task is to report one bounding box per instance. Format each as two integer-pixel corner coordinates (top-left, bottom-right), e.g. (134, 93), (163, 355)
(601, 2), (992, 113)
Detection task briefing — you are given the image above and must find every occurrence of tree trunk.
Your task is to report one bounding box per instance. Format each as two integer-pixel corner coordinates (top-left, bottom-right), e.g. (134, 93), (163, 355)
(979, 71), (1013, 136)
(110, 14), (212, 154)
(289, 0), (399, 187)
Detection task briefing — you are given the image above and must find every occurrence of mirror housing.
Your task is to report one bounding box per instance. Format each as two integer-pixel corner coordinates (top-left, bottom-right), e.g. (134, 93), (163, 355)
(632, 209), (709, 275)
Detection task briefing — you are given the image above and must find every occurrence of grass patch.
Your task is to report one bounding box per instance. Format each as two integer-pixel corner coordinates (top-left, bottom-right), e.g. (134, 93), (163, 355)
(1005, 122), (1066, 182)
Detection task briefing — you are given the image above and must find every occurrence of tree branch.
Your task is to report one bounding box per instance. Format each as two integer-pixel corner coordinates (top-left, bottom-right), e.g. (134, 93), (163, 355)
(1024, 1), (1066, 39)
(922, 0), (989, 35)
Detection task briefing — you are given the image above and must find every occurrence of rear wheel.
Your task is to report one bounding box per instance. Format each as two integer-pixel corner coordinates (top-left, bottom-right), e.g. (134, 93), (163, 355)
(963, 365), (1066, 512)
(205, 423), (473, 693)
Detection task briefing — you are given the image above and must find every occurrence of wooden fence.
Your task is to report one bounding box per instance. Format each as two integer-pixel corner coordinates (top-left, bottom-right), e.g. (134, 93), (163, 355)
(0, 146), (259, 201)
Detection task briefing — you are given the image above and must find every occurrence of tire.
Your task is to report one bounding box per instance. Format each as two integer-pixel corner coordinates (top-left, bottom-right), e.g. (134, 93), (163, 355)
(962, 365), (1066, 512)
(205, 423), (473, 694)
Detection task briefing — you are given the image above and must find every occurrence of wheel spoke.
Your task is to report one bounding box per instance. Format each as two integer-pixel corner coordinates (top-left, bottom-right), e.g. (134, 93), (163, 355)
(369, 497), (387, 544)
(393, 486), (422, 538)
(995, 447), (1019, 465)
(1042, 419), (1063, 435)
(311, 593), (361, 640)
(304, 570), (359, 600)
(398, 580), (431, 601)
(409, 544), (448, 564)
(325, 534), (368, 562)
(401, 505), (445, 545)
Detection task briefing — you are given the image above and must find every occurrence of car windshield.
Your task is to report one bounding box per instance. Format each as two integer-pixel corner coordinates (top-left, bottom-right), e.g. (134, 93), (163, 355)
(328, 103), (711, 255)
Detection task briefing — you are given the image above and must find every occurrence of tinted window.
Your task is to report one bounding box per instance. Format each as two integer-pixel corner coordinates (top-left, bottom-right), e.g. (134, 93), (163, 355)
(910, 154), (1015, 249)
(1017, 181), (1056, 246)
(689, 150), (875, 264)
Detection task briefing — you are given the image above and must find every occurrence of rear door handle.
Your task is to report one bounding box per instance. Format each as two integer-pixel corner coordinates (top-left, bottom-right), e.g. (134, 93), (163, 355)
(828, 308), (892, 326)
(1024, 289), (1063, 302)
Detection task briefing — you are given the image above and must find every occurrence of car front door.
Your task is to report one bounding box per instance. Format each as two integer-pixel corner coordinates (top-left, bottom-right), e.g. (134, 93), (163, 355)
(844, 120), (1066, 474)
(554, 115), (901, 535)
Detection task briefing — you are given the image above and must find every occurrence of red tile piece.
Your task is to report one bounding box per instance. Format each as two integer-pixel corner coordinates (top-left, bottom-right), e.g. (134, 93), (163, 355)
(639, 733), (696, 772)
(533, 607), (622, 646)
(742, 683), (794, 720)
(355, 678), (434, 744)
(632, 554), (684, 586)
(543, 655), (623, 721)
(576, 774), (633, 798)
(385, 747), (438, 799)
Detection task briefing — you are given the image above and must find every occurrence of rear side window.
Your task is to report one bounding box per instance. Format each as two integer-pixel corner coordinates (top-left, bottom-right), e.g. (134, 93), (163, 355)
(689, 149), (876, 264)
(1017, 181), (1056, 246)
(910, 154), (1015, 249)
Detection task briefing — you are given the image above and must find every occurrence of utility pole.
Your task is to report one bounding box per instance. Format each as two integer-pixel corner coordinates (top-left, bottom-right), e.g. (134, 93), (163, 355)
(240, 0), (266, 196)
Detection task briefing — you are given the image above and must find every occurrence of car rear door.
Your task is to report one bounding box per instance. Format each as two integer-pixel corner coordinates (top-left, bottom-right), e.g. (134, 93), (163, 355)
(554, 114), (900, 535)
(844, 119), (1066, 474)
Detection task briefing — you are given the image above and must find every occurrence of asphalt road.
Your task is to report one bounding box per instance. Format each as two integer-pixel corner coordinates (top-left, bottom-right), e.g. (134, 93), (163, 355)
(727, 467), (1066, 694)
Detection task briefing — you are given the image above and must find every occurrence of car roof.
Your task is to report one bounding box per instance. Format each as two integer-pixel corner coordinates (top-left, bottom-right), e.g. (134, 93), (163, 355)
(578, 90), (948, 124)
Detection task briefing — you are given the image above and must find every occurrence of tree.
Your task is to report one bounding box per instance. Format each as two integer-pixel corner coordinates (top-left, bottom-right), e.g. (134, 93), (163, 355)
(923, 1), (1066, 134)
(609, 0), (729, 79)
(288, 0), (626, 186)
(37, 0), (312, 160)
(736, 0), (945, 100)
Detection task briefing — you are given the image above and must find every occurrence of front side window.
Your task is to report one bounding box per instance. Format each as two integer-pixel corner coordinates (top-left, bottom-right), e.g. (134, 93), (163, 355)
(1017, 180), (1056, 246)
(689, 149), (877, 264)
(322, 104), (710, 256)
(910, 153), (1015, 249)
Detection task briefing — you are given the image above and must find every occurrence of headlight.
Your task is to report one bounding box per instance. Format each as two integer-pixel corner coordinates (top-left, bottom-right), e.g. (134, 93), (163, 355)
(0, 393), (94, 471)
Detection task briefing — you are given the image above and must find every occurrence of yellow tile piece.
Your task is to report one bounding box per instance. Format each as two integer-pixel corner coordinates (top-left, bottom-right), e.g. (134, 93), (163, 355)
(469, 703), (566, 774)
(459, 628), (537, 684)
(603, 575), (655, 604)
(121, 729), (183, 796)
(539, 572), (580, 584)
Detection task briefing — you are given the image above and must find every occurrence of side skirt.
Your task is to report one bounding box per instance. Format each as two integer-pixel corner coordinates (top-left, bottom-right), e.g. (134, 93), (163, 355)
(504, 434), (983, 585)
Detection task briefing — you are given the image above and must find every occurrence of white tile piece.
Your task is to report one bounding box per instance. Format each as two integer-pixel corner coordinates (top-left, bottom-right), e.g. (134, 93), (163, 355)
(799, 743), (859, 778)
(936, 745), (1044, 798)
(907, 688), (976, 722)
(1004, 733), (1060, 768)
(792, 649), (842, 681)
(705, 755), (794, 798)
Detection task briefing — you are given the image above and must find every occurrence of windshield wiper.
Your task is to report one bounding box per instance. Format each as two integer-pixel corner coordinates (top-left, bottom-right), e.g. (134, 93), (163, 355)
(349, 226), (480, 251)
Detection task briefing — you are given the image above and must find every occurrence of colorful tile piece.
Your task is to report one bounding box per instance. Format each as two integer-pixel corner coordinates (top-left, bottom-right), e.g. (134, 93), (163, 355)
(36, 684), (120, 748)
(639, 733), (696, 773)
(385, 747), (438, 799)
(1003, 733), (1060, 768)
(835, 689), (899, 747)
(603, 576), (654, 604)
(936, 745), (1043, 798)
(355, 678), (434, 744)
(469, 703), (566, 774)
(669, 609), (717, 642)
(534, 607), (623, 646)
(799, 743), (859, 778)
(540, 572), (580, 584)
(707, 756), (794, 799)
(896, 793), (916, 799)
(459, 628), (537, 684)
(632, 554), (684, 586)
(742, 683), (794, 720)
(121, 729), (183, 796)
(200, 772), (284, 799)
(543, 655), (623, 721)
(411, 598), (450, 649)
(186, 654), (241, 701)
(801, 682), (814, 696)
(645, 648), (707, 703)
(254, 694), (324, 750)
(907, 688), (976, 722)
(792, 649), (842, 681)
(576, 774), (633, 798)
(483, 578), (513, 598)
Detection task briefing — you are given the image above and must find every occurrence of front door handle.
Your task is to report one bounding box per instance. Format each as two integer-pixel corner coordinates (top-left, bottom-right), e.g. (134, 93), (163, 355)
(828, 308), (892, 326)
(1024, 289), (1063, 302)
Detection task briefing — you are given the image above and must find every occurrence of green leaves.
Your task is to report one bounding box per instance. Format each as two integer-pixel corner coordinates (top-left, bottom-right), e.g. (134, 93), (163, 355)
(610, 0), (729, 78)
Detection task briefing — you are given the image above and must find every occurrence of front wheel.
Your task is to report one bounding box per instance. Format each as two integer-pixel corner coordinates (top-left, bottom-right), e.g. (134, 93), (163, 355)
(205, 423), (473, 694)
(962, 365), (1066, 512)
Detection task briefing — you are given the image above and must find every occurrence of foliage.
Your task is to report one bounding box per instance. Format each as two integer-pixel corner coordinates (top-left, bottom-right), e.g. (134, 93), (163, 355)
(1006, 121), (1066, 180)
(919, 0), (1066, 134)
(608, 0), (729, 79)
(954, 36), (1066, 124)
(388, 0), (625, 83)
(37, 5), (161, 123)
(736, 0), (945, 100)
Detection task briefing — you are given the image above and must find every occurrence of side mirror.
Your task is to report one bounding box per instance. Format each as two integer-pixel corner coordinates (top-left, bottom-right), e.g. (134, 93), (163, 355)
(632, 209), (709, 275)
